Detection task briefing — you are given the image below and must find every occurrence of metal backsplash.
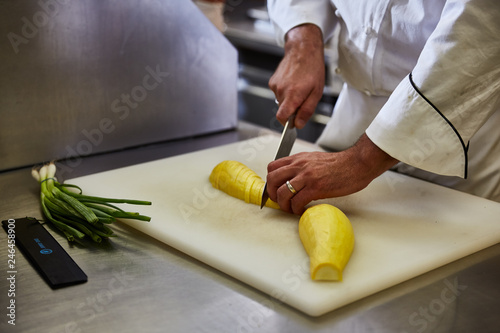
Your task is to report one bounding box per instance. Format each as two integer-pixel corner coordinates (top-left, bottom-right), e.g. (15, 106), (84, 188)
(0, 0), (237, 172)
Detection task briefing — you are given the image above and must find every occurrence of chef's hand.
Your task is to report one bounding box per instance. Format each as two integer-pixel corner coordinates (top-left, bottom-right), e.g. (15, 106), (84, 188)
(269, 24), (325, 129)
(266, 134), (399, 215)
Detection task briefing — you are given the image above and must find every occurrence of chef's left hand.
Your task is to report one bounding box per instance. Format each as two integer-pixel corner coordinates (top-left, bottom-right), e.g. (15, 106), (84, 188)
(266, 134), (399, 215)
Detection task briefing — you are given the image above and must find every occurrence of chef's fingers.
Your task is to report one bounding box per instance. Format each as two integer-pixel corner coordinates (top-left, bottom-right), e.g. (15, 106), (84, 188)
(266, 162), (297, 202)
(290, 186), (313, 215)
(276, 178), (305, 214)
(270, 73), (311, 126)
(267, 155), (293, 173)
(294, 93), (319, 129)
(276, 89), (320, 129)
(275, 94), (302, 126)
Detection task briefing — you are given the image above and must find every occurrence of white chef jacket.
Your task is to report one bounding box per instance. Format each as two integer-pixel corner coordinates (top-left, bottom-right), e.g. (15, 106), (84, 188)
(268, 0), (500, 201)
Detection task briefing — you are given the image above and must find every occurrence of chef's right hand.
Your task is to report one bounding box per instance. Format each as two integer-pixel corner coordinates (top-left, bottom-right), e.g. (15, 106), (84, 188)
(269, 24), (325, 129)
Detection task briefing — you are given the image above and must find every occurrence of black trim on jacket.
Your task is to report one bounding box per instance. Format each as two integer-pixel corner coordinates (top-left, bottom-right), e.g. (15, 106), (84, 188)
(408, 73), (468, 178)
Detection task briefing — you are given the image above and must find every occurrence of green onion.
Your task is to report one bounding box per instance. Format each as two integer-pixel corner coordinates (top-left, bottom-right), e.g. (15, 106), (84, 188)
(33, 162), (152, 243)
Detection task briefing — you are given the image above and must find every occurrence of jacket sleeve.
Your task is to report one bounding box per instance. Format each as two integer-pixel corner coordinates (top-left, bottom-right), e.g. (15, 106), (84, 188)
(366, 0), (500, 178)
(267, 0), (337, 46)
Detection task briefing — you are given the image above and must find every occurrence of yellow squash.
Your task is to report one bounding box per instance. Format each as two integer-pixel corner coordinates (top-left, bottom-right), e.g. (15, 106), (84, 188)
(209, 160), (280, 209)
(299, 204), (355, 281)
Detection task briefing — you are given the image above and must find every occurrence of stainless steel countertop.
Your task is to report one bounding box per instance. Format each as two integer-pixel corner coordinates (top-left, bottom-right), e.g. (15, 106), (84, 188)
(1, 122), (499, 333)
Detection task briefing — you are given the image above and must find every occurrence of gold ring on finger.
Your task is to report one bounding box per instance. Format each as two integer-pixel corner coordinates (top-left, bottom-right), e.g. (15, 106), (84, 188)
(286, 180), (297, 194)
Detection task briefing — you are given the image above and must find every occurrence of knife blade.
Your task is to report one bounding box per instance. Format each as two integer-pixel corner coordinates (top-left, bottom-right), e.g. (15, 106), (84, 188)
(260, 115), (297, 209)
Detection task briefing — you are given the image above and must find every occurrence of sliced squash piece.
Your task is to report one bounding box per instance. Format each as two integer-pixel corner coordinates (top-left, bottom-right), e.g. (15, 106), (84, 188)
(209, 160), (280, 209)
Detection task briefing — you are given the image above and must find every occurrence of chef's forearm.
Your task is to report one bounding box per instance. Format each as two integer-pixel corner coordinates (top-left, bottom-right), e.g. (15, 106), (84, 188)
(284, 24), (324, 52)
(267, 0), (337, 47)
(353, 133), (399, 180)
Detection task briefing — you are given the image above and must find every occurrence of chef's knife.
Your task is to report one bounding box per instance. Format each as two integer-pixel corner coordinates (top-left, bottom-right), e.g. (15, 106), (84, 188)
(260, 115), (297, 208)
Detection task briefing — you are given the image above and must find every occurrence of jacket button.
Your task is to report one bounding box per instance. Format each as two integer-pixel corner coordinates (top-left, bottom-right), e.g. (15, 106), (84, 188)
(364, 26), (375, 36)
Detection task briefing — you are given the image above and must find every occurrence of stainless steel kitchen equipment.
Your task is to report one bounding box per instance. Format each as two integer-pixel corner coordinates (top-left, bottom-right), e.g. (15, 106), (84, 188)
(0, 0), (237, 172)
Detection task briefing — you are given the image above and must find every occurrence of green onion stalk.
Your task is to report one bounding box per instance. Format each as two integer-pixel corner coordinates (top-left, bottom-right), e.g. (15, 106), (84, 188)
(32, 162), (152, 243)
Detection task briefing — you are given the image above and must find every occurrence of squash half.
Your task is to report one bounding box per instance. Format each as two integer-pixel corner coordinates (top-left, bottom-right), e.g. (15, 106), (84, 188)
(299, 204), (355, 281)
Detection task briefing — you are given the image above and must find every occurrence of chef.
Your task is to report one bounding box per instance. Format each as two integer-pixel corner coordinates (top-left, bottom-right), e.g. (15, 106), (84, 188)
(265, 0), (500, 214)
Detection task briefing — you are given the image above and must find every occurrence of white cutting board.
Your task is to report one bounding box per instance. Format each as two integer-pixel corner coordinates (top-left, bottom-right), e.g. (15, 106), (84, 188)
(68, 135), (500, 316)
